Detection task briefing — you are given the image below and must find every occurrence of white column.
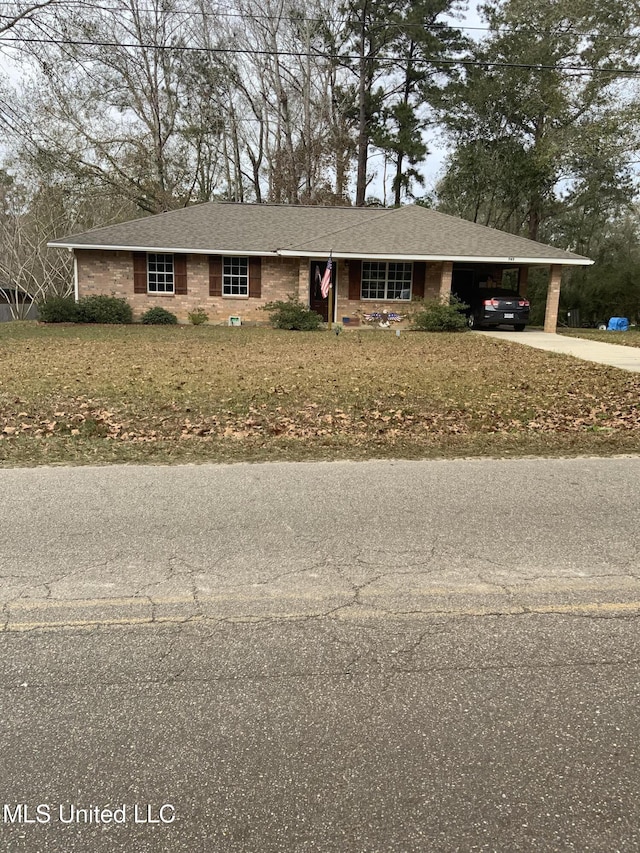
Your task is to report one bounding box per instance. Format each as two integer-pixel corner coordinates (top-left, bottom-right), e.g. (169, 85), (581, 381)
(73, 251), (79, 302)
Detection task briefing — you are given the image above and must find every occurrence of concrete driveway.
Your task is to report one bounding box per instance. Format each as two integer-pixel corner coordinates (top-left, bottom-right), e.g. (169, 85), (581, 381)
(477, 329), (640, 372)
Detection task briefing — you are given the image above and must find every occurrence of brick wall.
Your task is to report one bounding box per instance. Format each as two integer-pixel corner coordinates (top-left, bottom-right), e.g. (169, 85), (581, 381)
(77, 250), (455, 326)
(76, 250), (300, 324)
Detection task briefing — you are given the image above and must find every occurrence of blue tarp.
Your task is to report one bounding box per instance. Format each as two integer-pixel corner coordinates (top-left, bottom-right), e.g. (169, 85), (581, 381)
(607, 317), (629, 331)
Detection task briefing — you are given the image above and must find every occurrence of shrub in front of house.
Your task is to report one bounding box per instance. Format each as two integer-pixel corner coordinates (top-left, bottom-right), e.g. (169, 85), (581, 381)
(77, 295), (133, 324)
(188, 308), (209, 325)
(38, 296), (80, 323)
(263, 296), (323, 331)
(411, 297), (469, 332)
(140, 306), (178, 325)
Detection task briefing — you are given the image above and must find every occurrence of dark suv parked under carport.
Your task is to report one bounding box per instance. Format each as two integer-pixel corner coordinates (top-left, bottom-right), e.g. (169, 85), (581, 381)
(466, 288), (530, 331)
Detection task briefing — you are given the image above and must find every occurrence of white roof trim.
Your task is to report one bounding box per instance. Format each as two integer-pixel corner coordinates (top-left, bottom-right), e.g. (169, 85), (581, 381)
(47, 242), (592, 266)
(277, 250), (593, 266)
(47, 243), (279, 257)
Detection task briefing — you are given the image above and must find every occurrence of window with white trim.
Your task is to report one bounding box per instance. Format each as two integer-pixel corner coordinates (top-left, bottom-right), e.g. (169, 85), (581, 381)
(223, 257), (249, 296)
(361, 261), (412, 300)
(147, 253), (174, 293)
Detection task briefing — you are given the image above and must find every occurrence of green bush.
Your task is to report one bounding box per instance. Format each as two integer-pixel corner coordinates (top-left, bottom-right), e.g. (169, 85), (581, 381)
(77, 295), (132, 324)
(38, 296), (80, 323)
(411, 297), (469, 332)
(141, 306), (178, 325)
(188, 308), (209, 325)
(263, 296), (322, 330)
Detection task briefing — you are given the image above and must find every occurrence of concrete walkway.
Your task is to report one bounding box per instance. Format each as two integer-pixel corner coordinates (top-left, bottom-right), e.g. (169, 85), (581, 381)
(477, 329), (640, 373)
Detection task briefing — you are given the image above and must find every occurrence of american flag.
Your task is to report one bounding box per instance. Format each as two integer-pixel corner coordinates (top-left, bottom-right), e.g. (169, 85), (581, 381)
(320, 254), (332, 298)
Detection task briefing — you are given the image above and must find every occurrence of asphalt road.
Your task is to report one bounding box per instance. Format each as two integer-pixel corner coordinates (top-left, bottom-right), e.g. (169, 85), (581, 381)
(1, 457), (640, 852)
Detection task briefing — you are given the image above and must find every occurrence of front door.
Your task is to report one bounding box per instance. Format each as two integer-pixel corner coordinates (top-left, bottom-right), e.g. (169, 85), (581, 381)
(309, 259), (336, 323)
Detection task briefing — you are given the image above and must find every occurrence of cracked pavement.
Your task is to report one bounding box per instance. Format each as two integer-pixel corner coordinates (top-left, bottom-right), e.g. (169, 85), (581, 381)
(1, 457), (640, 851)
(1, 457), (640, 631)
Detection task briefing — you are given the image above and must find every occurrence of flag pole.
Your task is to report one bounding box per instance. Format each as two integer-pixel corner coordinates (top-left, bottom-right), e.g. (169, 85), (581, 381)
(327, 250), (333, 331)
(320, 250), (333, 330)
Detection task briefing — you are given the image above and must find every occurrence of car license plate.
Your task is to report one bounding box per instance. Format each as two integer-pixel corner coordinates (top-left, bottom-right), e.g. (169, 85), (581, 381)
(504, 313), (514, 318)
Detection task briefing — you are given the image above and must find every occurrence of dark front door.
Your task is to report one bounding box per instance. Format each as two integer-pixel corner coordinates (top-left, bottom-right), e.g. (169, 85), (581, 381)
(309, 259), (336, 323)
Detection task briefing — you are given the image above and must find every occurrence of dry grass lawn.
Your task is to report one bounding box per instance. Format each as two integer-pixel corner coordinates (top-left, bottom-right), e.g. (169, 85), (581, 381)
(1, 322), (639, 466)
(560, 328), (640, 348)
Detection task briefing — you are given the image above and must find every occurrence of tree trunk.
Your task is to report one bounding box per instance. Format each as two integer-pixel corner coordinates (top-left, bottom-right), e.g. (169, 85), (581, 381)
(355, 11), (369, 207)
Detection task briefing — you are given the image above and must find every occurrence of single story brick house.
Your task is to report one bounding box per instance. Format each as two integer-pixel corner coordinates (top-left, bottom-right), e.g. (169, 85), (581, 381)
(49, 203), (592, 331)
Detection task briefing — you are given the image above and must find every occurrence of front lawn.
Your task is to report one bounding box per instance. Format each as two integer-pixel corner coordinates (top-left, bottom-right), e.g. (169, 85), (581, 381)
(560, 328), (640, 348)
(1, 323), (639, 466)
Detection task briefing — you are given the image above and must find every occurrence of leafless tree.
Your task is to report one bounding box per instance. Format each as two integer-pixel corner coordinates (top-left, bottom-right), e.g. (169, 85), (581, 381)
(0, 182), (73, 314)
(0, 0), (59, 36)
(0, 172), (139, 313)
(2, 0), (232, 212)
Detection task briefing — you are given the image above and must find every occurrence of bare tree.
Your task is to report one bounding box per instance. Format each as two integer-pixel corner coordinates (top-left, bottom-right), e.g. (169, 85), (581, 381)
(0, 0), (59, 36)
(226, 0), (355, 204)
(2, 0), (231, 212)
(0, 170), (139, 314)
(2, 0), (467, 217)
(0, 181), (73, 314)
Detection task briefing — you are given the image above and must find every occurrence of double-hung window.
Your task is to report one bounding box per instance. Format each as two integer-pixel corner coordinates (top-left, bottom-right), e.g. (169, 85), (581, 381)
(147, 254), (174, 293)
(223, 257), (249, 296)
(361, 261), (412, 300)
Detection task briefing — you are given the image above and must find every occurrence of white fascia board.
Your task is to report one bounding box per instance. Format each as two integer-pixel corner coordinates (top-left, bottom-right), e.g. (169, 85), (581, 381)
(276, 249), (593, 266)
(49, 242), (593, 266)
(47, 243), (279, 257)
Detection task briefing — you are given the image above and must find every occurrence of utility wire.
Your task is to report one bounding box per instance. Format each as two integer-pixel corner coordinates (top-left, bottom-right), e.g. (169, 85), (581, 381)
(2, 35), (640, 78)
(2, 3), (640, 43)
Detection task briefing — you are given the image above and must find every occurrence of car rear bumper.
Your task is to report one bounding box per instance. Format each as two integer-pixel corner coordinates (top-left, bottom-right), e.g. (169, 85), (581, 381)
(480, 310), (529, 325)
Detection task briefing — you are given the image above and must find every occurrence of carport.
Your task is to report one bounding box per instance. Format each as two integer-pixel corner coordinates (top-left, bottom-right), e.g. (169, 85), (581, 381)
(450, 262), (570, 332)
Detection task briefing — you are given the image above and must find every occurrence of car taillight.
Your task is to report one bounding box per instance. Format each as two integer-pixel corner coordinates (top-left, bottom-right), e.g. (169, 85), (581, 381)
(518, 299), (530, 307)
(483, 299), (497, 307)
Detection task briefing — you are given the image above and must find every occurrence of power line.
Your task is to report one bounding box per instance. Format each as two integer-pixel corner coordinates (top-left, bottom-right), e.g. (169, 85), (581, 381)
(2, 3), (640, 43)
(2, 34), (640, 78)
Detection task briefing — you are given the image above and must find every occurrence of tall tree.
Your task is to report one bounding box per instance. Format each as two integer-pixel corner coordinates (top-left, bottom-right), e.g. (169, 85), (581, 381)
(340, 0), (406, 205)
(339, 0), (463, 206)
(436, 0), (640, 241)
(2, 0), (230, 212)
(372, 0), (464, 206)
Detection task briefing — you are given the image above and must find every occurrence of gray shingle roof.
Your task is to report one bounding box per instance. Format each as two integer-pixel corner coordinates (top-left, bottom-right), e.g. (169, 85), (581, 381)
(49, 202), (592, 265)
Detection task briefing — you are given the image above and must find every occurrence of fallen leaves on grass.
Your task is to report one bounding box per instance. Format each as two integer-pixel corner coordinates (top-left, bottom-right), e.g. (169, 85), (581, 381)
(560, 329), (640, 349)
(1, 324), (639, 464)
(2, 392), (640, 446)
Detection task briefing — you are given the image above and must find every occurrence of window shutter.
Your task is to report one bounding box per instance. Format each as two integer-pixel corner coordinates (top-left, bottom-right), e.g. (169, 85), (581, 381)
(133, 252), (147, 294)
(209, 255), (222, 296)
(348, 260), (362, 300)
(174, 254), (187, 294)
(412, 261), (425, 299)
(248, 257), (262, 298)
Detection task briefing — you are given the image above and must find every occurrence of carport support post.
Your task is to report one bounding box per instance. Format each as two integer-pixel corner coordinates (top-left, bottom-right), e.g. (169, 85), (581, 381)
(544, 264), (562, 333)
(518, 265), (529, 298)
